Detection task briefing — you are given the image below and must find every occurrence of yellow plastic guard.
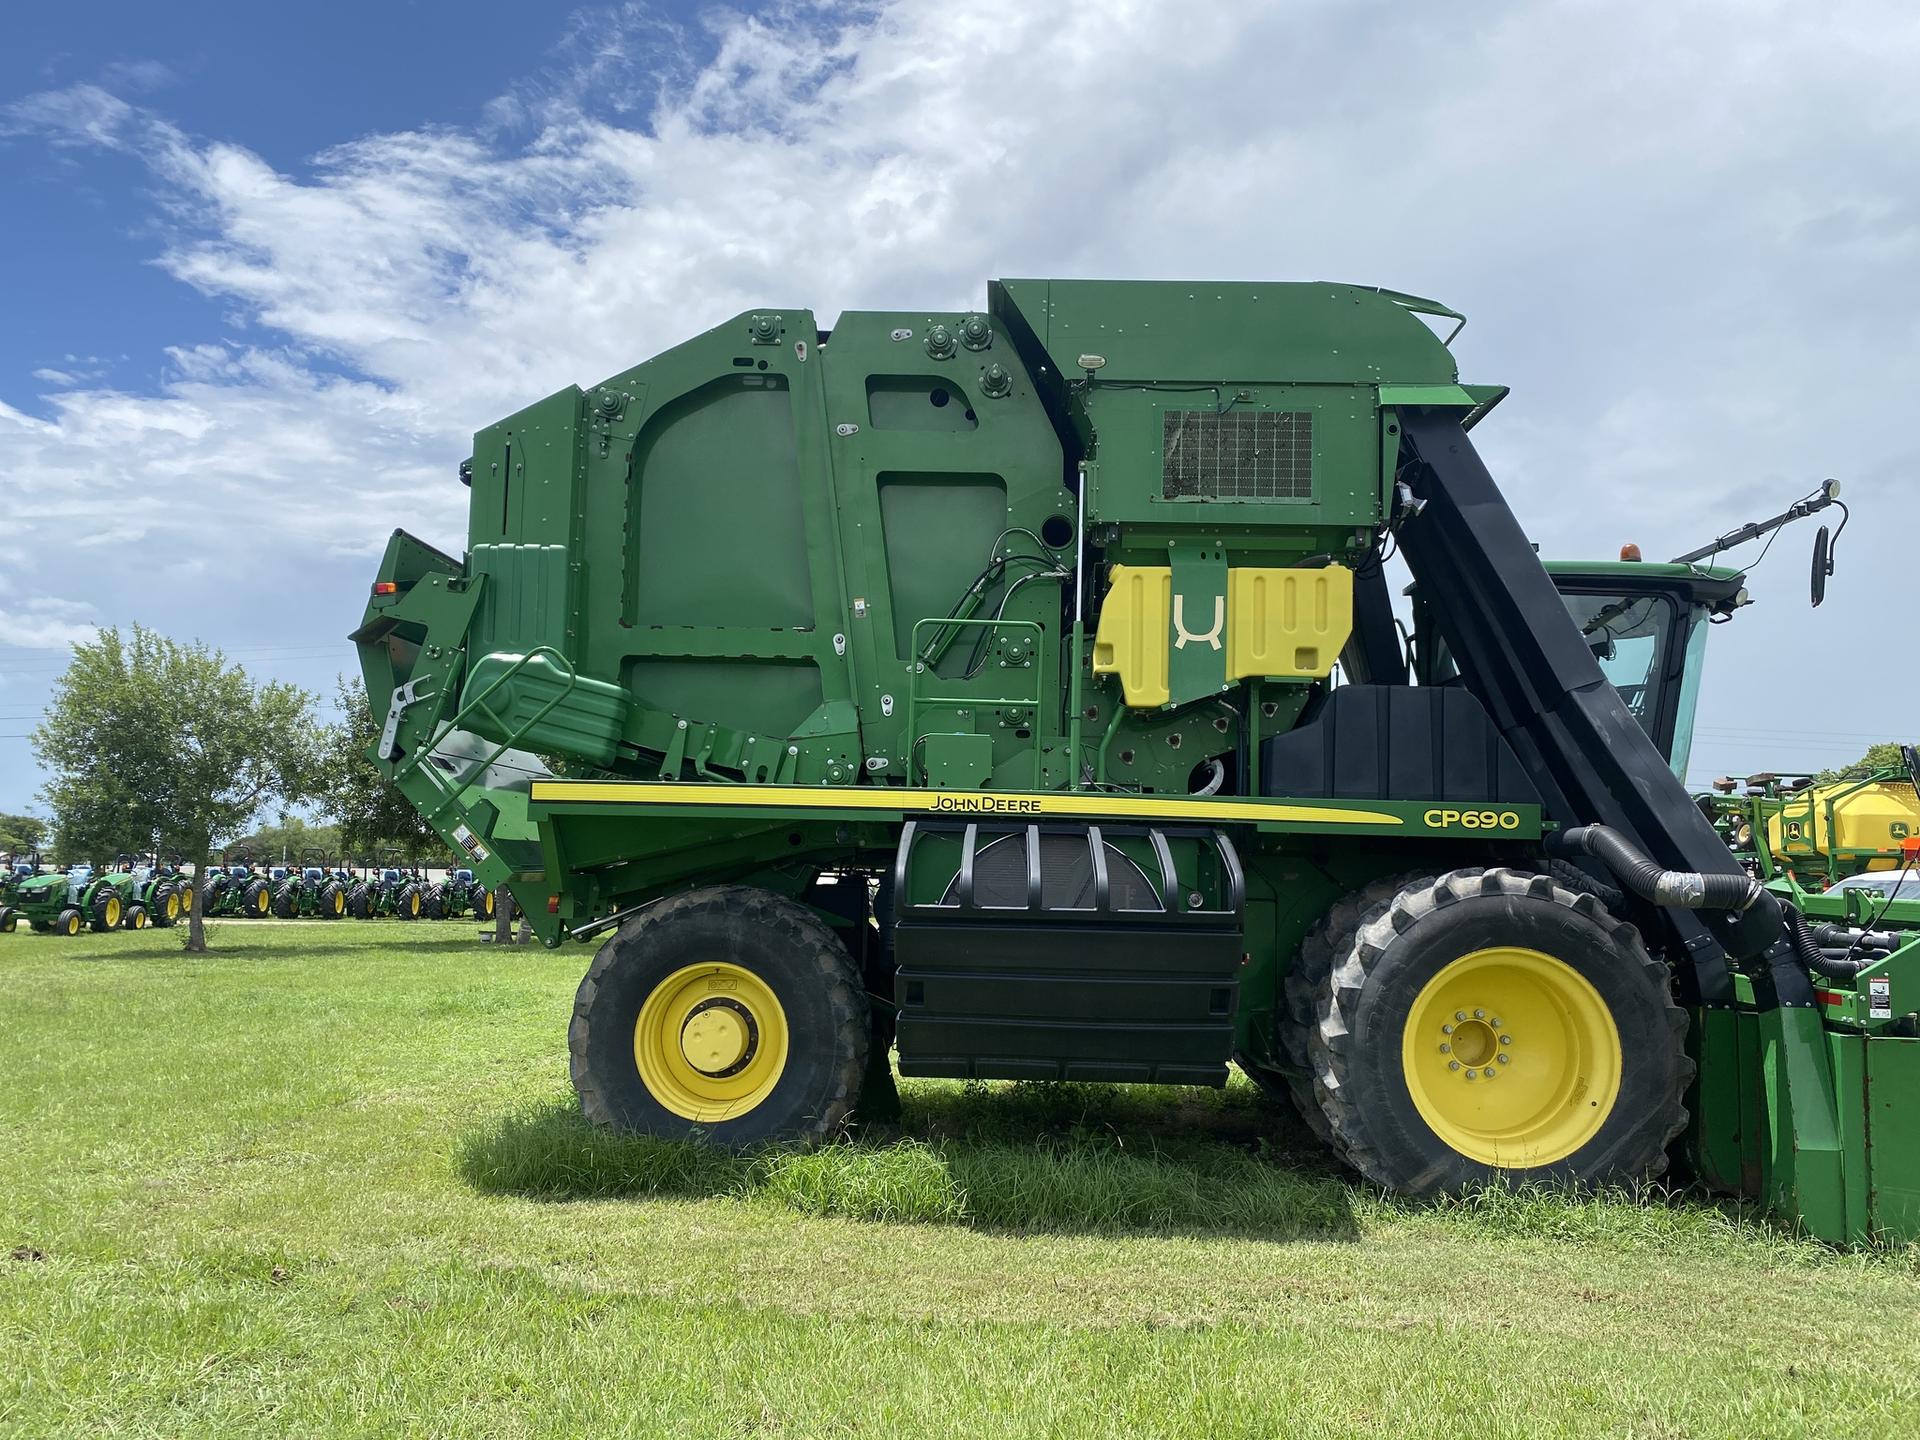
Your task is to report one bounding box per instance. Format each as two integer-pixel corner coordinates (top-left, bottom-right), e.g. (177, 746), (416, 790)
(1091, 565), (1171, 708)
(1226, 564), (1353, 680)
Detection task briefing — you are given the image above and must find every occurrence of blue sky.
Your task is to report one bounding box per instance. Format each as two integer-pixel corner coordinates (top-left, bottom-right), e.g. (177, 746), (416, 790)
(2, 0), (1917, 818)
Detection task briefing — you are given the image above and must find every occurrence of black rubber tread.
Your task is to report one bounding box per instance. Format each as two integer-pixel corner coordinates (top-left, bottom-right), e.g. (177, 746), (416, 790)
(242, 878), (272, 917)
(0, 907), (16, 933)
(570, 884), (869, 1147)
(347, 884), (372, 920)
(1270, 869), (1429, 1147)
(89, 889), (117, 933)
(318, 882), (346, 919)
(124, 905), (148, 930)
(272, 882), (301, 919)
(150, 883), (178, 928)
(1309, 867), (1692, 1193)
(57, 907), (82, 936)
(422, 887), (446, 921)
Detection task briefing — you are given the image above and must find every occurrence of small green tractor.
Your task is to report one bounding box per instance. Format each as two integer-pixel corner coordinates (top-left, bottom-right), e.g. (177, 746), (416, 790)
(5, 863), (139, 934)
(0, 858), (40, 932)
(346, 859), (427, 919)
(425, 866), (495, 920)
(271, 851), (350, 919)
(111, 855), (192, 928)
(357, 278), (1914, 1244)
(201, 857), (276, 919)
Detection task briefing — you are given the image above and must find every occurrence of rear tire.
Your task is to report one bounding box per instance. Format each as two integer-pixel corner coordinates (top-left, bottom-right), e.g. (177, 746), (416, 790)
(348, 884), (371, 920)
(1305, 867), (1690, 1194)
(90, 890), (121, 933)
(319, 882), (346, 919)
(153, 884), (181, 927)
(571, 885), (868, 1146)
(243, 879), (272, 918)
(422, 888), (445, 921)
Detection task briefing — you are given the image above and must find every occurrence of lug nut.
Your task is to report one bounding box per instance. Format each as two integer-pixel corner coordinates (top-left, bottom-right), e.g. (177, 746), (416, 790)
(1442, 1023), (1454, 1035)
(1473, 1008), (1486, 1019)
(1448, 1060), (1461, 1071)
(1497, 1054), (1510, 1065)
(1455, 1011), (1467, 1022)
(1500, 1035), (1512, 1046)
(1439, 1043), (1451, 1053)
(1465, 1070), (1477, 1081)
(1483, 1067), (1495, 1078)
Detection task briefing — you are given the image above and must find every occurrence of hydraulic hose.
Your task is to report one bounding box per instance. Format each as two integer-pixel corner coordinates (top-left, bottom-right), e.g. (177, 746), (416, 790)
(1784, 902), (1867, 981)
(1553, 825), (1765, 912)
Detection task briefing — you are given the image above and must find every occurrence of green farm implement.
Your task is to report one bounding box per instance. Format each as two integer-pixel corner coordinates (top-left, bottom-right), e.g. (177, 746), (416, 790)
(426, 867), (494, 921)
(1705, 768), (1920, 888)
(355, 279), (1915, 1244)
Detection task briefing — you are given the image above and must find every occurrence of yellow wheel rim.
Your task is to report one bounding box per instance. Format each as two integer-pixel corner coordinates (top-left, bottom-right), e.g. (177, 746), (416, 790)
(180, 886), (193, 913)
(164, 891), (182, 921)
(331, 892), (345, 916)
(65, 913), (81, 935)
(103, 895), (121, 928)
(407, 893), (420, 917)
(255, 891), (270, 915)
(130, 910), (146, 929)
(634, 962), (790, 1123)
(483, 892), (495, 917)
(1402, 946), (1622, 1167)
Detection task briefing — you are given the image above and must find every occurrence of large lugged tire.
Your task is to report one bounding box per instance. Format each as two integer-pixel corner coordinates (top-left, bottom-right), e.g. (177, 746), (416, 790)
(1306, 867), (1691, 1194)
(90, 888), (122, 933)
(1259, 869), (1429, 1146)
(243, 879), (273, 918)
(347, 884), (371, 920)
(318, 882), (346, 919)
(272, 883), (300, 919)
(152, 884), (181, 927)
(0, 907), (17, 933)
(571, 885), (869, 1147)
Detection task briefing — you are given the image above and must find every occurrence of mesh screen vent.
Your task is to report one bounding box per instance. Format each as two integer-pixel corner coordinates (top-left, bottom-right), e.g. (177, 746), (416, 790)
(1162, 409), (1313, 500)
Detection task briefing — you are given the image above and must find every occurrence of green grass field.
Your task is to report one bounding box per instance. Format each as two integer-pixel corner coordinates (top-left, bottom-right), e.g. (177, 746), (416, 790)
(4, 923), (1919, 1438)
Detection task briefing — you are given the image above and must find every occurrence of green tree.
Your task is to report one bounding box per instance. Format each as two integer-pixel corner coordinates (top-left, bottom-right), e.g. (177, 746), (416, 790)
(32, 626), (324, 951)
(0, 811), (48, 856)
(321, 675), (438, 862)
(227, 814), (343, 866)
(1820, 742), (1917, 782)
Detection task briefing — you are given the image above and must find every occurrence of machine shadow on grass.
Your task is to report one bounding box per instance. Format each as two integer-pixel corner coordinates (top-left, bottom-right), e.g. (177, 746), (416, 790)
(457, 1078), (1365, 1242)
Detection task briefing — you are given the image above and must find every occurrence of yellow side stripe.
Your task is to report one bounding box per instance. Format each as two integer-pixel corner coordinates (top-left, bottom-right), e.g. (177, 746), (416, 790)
(528, 780), (1404, 828)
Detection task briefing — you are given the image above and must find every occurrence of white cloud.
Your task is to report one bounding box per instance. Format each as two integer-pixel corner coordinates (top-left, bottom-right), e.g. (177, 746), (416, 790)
(1, 0), (1918, 804)
(0, 597), (99, 650)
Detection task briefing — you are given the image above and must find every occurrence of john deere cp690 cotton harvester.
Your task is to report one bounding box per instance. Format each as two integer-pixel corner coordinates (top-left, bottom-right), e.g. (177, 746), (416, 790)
(355, 280), (1918, 1243)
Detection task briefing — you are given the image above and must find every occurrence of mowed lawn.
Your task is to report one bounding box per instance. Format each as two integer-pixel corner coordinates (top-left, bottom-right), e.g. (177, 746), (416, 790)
(3, 925), (1919, 1438)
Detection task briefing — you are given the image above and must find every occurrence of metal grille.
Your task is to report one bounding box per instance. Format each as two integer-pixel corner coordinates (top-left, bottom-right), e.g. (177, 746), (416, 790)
(1162, 409), (1313, 500)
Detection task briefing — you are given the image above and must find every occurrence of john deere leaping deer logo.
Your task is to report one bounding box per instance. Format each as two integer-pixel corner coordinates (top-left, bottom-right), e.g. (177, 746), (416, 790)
(1173, 594), (1224, 651)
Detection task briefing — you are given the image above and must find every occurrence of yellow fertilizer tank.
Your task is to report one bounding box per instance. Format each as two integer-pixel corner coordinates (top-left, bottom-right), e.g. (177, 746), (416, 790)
(1767, 774), (1920, 875)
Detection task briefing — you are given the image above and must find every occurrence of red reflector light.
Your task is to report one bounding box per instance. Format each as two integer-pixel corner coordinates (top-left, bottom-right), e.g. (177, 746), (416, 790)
(372, 581), (398, 595)
(547, 895), (560, 913)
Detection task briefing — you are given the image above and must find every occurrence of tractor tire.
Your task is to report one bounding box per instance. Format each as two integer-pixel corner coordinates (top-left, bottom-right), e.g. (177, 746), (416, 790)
(318, 882), (347, 919)
(124, 905), (148, 930)
(398, 886), (423, 921)
(422, 888), (446, 921)
(1263, 869), (1429, 1147)
(57, 907), (84, 937)
(571, 885), (869, 1146)
(0, 906), (16, 933)
(90, 889), (122, 933)
(173, 883), (194, 919)
(1304, 867), (1691, 1195)
(347, 884), (372, 920)
(478, 888), (497, 920)
(152, 884), (181, 927)
(272, 883), (301, 920)
(243, 879), (273, 918)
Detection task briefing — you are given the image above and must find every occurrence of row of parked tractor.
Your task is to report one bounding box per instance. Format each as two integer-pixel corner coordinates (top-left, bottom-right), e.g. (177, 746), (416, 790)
(0, 853), (509, 936)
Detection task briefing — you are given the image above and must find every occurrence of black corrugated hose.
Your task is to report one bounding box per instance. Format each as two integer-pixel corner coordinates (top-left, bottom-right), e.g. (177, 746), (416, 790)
(1554, 825), (1764, 912)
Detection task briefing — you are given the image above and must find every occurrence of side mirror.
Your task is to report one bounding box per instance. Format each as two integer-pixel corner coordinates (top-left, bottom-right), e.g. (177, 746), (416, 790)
(1811, 524), (1831, 607)
(1588, 634), (1616, 662)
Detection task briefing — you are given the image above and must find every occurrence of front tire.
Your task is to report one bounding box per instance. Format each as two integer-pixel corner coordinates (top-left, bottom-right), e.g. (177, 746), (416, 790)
(1303, 868), (1690, 1194)
(570, 885), (869, 1146)
(0, 907), (16, 933)
(124, 905), (149, 930)
(58, 907), (84, 936)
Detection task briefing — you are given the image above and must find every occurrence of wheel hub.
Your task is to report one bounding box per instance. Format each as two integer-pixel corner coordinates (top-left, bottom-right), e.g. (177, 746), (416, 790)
(679, 999), (757, 1076)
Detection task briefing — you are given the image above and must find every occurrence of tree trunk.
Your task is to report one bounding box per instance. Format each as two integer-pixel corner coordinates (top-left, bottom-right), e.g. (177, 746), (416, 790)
(186, 836), (211, 952)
